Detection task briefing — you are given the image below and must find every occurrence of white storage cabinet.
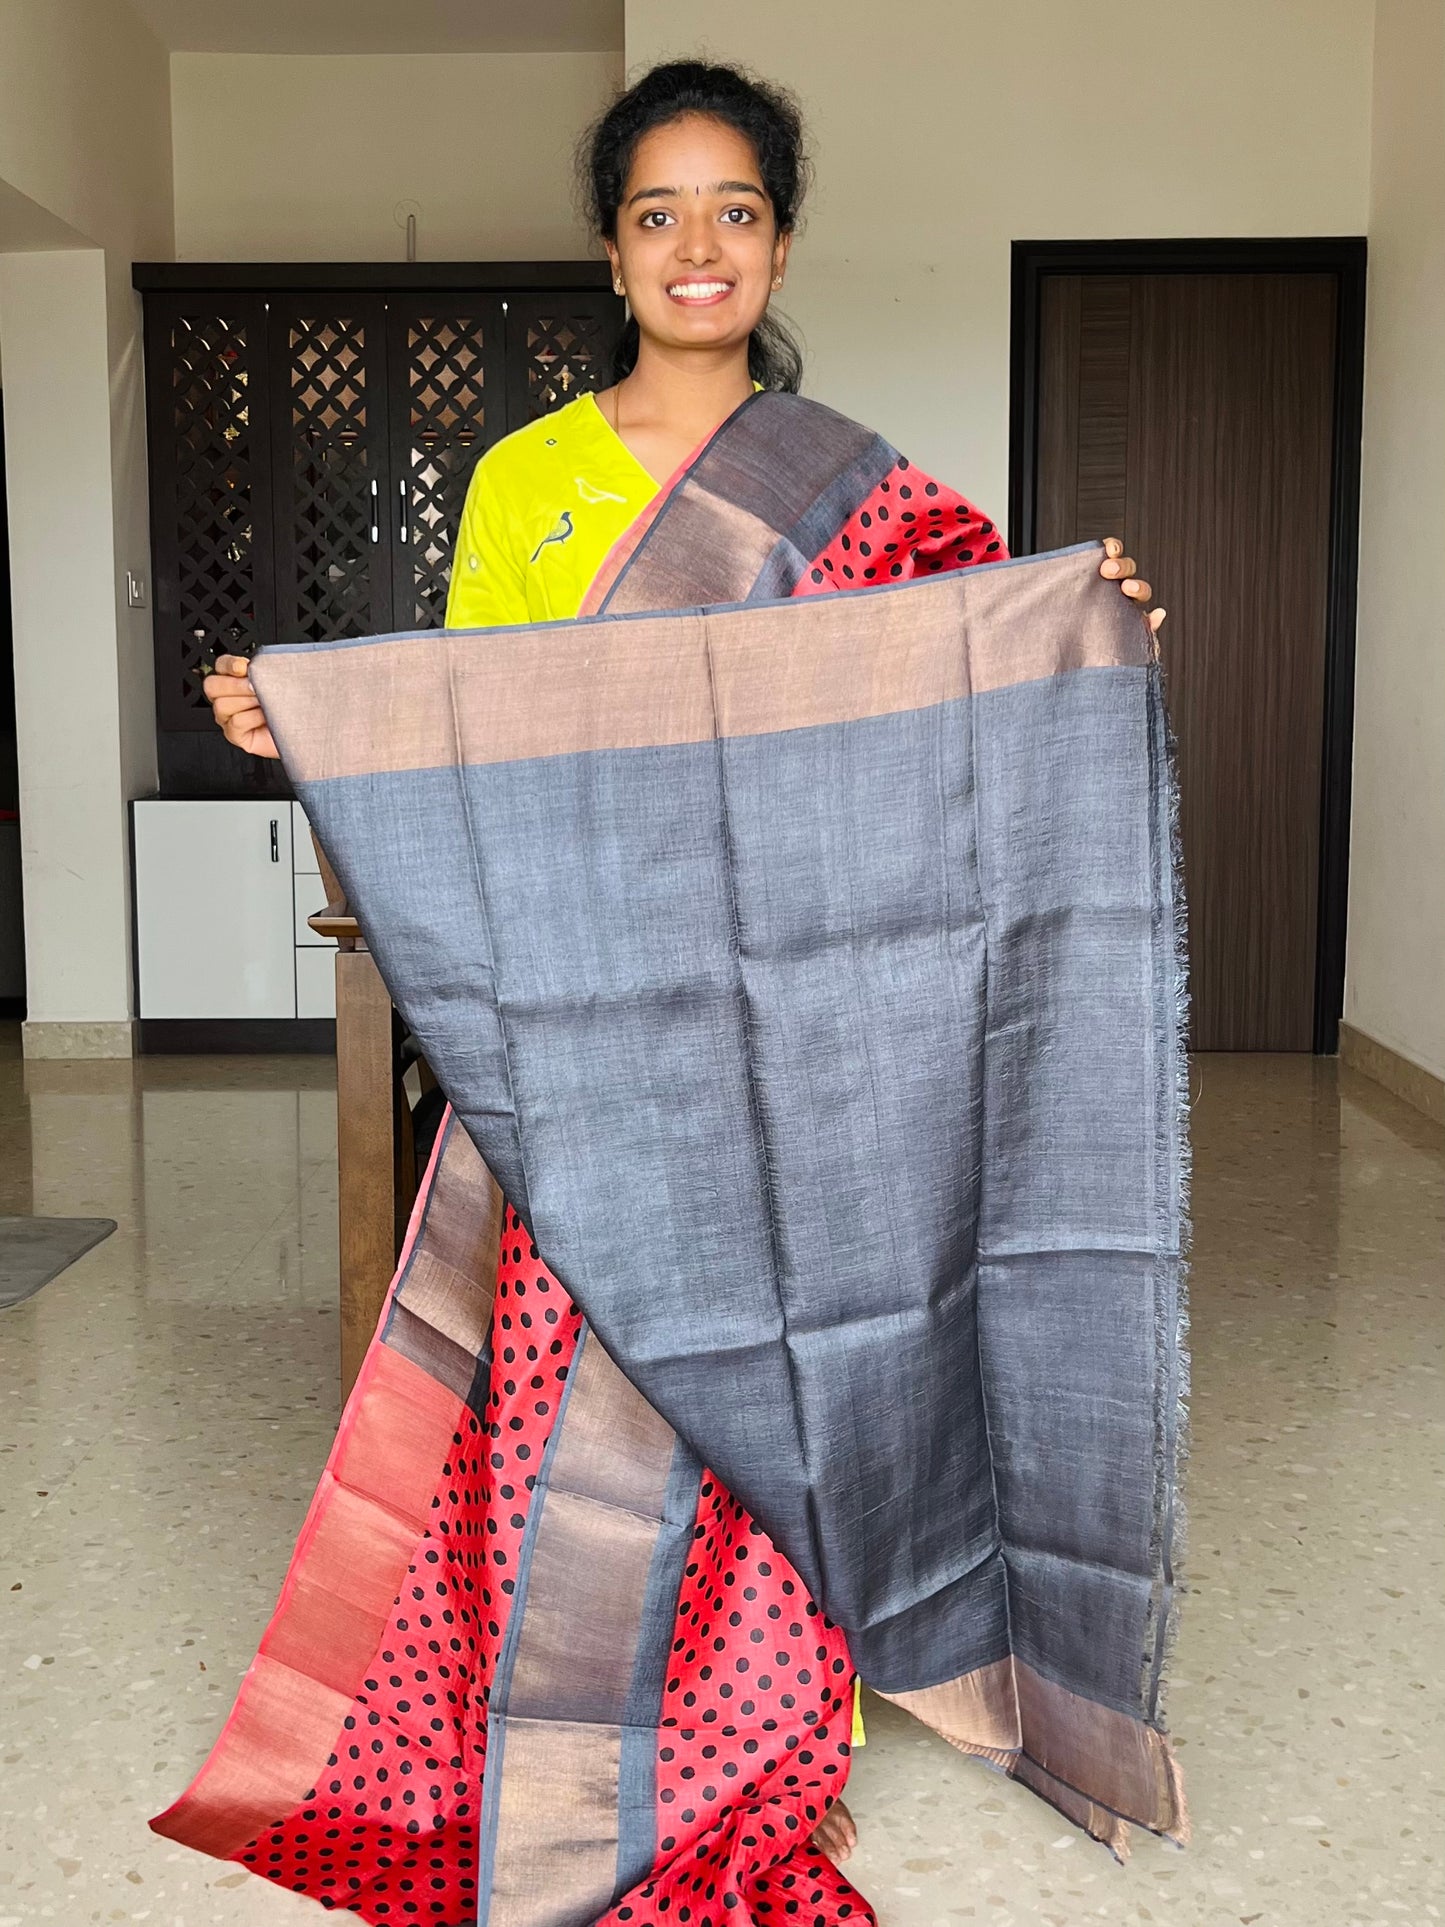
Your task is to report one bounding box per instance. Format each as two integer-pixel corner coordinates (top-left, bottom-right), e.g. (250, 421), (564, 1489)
(133, 799), (336, 1021)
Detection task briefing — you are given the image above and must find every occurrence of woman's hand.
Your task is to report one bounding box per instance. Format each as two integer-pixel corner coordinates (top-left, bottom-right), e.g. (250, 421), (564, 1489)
(1100, 537), (1165, 636)
(203, 654), (280, 759)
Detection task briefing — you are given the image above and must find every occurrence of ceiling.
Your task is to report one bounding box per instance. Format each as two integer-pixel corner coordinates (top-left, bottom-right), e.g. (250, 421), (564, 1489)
(127, 0), (623, 55)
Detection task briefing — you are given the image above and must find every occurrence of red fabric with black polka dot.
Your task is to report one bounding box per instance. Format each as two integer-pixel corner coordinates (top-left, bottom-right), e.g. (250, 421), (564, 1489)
(234, 1211), (872, 1924)
(796, 456), (1006, 593)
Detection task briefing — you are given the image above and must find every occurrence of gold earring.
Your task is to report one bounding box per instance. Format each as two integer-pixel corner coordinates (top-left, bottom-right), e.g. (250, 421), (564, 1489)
(773, 276), (783, 289)
(614, 281), (625, 297)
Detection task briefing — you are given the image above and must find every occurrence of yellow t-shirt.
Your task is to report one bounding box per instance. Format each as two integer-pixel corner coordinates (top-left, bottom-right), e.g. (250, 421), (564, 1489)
(442, 386), (868, 1751)
(444, 391), (660, 630)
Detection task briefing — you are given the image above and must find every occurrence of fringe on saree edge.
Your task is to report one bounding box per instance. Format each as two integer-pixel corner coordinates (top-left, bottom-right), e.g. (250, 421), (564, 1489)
(1143, 655), (1193, 1773)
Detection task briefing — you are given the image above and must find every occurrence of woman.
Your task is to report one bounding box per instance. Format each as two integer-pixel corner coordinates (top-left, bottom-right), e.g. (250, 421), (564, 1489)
(197, 60), (1163, 1925)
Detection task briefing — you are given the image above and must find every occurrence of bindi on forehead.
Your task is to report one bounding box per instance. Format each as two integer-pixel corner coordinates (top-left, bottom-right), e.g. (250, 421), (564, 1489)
(625, 178), (767, 207)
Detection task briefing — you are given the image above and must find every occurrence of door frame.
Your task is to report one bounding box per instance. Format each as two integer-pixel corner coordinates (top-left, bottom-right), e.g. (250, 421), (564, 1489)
(1008, 237), (1366, 1055)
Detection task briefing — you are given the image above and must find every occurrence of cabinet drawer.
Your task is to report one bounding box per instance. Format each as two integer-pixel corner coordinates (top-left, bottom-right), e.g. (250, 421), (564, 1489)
(134, 800), (296, 1019)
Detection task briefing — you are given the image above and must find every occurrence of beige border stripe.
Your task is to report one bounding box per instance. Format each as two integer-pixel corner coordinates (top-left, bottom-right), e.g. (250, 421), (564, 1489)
(1011, 1753), (1135, 1859)
(252, 547), (1152, 786)
(596, 481), (782, 615)
(486, 1719), (625, 1927)
(875, 1653), (1021, 1759)
(877, 1654), (1188, 1846)
(485, 1336), (682, 1927)
(1015, 1660), (1187, 1838)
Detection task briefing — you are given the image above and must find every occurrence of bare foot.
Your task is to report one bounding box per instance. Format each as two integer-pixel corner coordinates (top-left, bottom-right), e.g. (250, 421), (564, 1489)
(812, 1799), (857, 1863)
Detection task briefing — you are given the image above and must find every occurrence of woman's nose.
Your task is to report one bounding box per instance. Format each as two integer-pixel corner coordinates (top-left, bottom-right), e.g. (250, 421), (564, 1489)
(674, 212), (719, 265)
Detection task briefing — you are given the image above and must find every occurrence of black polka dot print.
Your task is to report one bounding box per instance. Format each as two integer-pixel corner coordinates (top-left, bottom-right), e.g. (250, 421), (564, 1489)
(798, 466), (1006, 596)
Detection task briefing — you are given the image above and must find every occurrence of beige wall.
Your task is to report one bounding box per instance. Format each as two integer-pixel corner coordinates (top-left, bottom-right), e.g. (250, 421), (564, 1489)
(0, 0), (173, 1050)
(0, 0), (173, 262)
(1345, 0), (1445, 1081)
(171, 52), (622, 261)
(626, 0), (1373, 518)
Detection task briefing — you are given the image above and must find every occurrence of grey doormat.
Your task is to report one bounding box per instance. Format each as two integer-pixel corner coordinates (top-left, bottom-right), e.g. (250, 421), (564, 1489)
(0, 1217), (117, 1309)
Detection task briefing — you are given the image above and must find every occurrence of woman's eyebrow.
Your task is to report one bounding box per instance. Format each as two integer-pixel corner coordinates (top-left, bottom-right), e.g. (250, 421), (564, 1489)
(625, 180), (767, 206)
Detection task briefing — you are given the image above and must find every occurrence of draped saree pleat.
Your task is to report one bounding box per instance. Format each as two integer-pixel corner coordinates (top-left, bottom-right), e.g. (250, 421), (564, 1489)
(153, 393), (1189, 1925)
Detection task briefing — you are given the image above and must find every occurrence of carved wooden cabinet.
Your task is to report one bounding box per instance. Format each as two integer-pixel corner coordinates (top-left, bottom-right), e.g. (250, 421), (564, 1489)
(136, 265), (623, 798)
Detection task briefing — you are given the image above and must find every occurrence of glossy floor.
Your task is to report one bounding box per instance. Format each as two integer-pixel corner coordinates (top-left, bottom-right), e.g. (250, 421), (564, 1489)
(0, 1033), (1441, 1926)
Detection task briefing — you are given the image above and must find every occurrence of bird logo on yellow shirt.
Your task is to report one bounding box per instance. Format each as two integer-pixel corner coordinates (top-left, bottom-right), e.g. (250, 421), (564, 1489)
(529, 511), (575, 564)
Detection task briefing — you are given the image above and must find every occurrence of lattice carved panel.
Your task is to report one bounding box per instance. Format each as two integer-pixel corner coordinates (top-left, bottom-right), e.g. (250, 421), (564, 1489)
(168, 313), (261, 710)
(522, 309), (611, 418)
(401, 313), (491, 628)
(283, 315), (380, 642)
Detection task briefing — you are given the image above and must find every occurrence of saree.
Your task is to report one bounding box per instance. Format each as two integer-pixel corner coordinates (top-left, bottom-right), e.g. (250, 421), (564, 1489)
(153, 393), (1189, 1924)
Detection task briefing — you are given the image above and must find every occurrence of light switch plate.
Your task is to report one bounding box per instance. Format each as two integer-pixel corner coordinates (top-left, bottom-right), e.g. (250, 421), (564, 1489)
(126, 570), (146, 609)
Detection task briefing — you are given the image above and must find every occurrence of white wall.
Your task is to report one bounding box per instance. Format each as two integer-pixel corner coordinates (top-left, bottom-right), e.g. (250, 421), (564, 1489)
(626, 0), (1373, 518)
(7, 5), (1429, 1067)
(0, 254), (135, 1038)
(171, 52), (622, 261)
(1344, 0), (1445, 1082)
(0, 0), (173, 1051)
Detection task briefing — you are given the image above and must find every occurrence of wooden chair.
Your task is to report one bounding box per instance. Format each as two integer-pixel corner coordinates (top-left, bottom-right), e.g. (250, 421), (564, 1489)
(309, 843), (435, 1398)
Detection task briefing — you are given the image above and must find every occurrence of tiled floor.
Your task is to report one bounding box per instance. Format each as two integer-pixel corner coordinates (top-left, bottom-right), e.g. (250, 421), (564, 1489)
(1, 1030), (1441, 1925)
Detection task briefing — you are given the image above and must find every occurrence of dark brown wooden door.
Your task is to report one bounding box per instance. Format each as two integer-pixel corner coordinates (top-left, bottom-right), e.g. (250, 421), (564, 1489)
(1033, 271), (1338, 1050)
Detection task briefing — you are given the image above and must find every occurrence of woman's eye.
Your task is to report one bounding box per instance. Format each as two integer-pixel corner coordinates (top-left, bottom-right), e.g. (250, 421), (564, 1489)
(721, 207), (756, 225)
(640, 209), (674, 229)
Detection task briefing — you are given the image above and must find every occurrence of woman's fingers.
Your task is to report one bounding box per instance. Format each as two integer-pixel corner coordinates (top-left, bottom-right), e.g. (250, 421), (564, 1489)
(201, 651), (280, 757)
(1102, 541), (1166, 635)
(204, 671), (255, 706)
(211, 700), (264, 735)
(208, 685), (257, 714)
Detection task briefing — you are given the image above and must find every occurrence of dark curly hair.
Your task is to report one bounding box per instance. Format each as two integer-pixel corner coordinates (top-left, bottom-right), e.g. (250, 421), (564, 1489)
(578, 60), (811, 392)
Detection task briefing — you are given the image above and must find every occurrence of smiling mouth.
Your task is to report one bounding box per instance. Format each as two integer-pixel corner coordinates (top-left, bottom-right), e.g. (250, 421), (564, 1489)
(666, 280), (735, 304)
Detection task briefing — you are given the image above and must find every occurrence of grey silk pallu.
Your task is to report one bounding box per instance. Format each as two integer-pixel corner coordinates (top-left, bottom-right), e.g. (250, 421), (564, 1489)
(250, 393), (1191, 1869)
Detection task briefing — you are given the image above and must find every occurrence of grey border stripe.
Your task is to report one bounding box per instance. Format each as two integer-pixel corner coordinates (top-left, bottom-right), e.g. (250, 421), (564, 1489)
(748, 433), (902, 600)
(613, 1436), (705, 1897)
(473, 1321), (592, 1918)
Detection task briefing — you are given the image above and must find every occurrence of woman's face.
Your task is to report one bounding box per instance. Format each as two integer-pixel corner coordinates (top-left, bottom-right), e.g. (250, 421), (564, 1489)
(606, 114), (790, 360)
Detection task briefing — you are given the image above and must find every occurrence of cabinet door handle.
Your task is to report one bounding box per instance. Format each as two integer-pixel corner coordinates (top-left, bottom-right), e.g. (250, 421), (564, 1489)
(270, 818), (280, 864)
(399, 478), (409, 545)
(370, 478), (379, 545)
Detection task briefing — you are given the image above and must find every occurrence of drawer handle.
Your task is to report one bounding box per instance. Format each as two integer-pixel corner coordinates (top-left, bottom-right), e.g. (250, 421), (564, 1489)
(270, 818), (280, 863)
